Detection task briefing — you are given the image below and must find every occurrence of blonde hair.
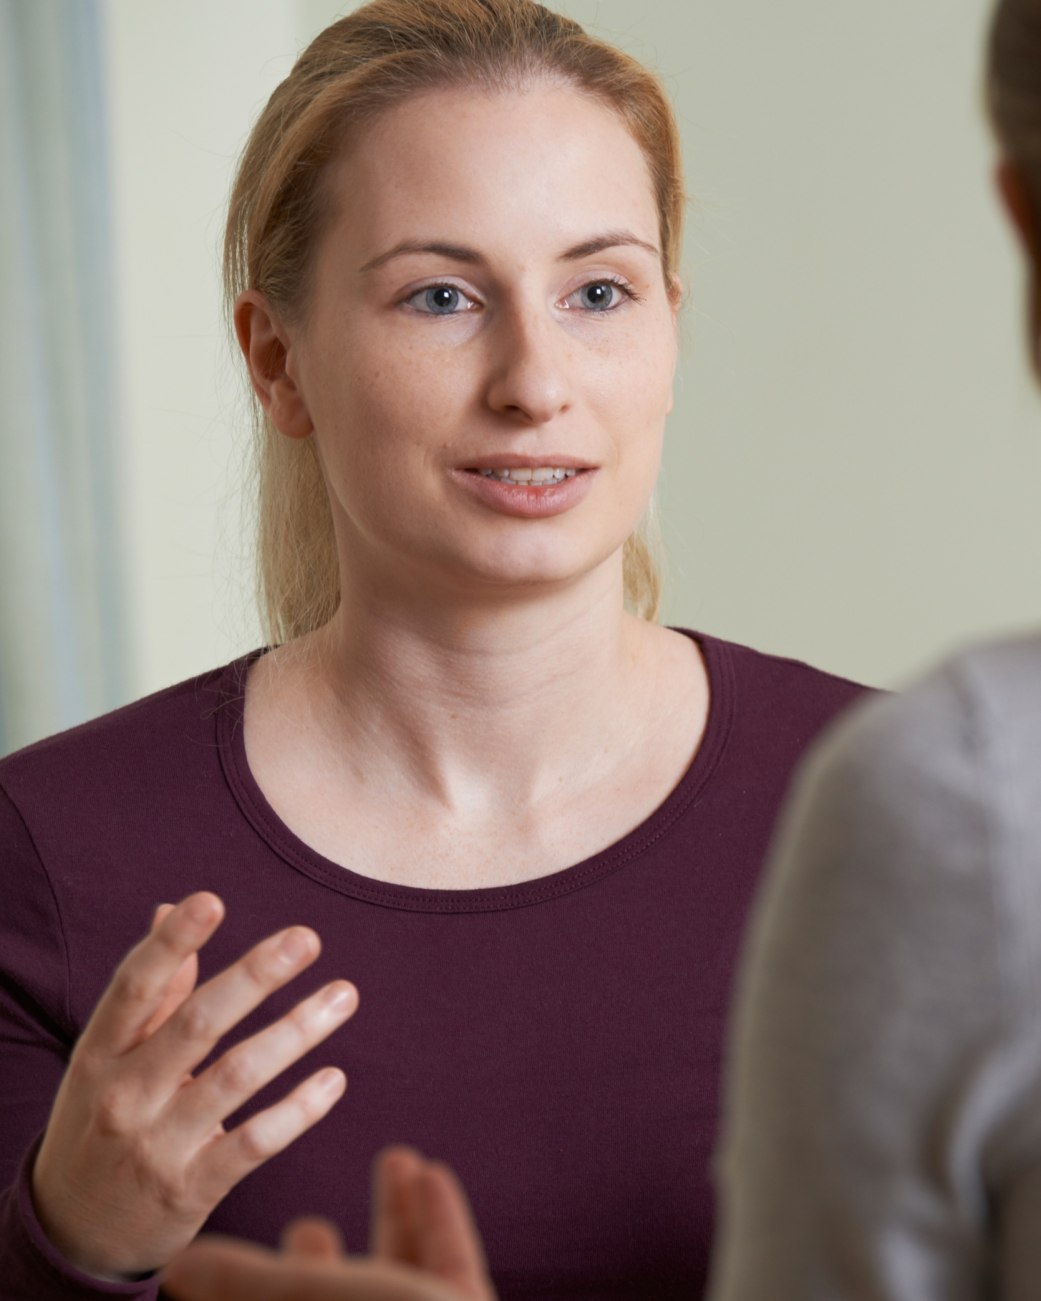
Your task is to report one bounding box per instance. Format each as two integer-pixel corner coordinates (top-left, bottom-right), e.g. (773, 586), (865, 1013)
(987, 0), (1041, 376)
(225, 0), (685, 645)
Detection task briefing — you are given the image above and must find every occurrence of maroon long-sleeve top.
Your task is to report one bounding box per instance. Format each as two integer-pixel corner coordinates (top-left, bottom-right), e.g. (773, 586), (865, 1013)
(0, 631), (867, 1299)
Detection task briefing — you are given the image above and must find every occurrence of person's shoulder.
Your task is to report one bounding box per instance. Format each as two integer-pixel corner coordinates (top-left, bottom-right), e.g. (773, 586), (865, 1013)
(0, 654), (253, 806)
(792, 631), (1041, 839)
(820, 630), (1041, 771)
(758, 632), (1041, 987)
(949, 628), (1041, 740)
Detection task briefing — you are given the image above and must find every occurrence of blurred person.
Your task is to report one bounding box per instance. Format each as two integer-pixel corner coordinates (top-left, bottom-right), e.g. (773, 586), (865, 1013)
(707, 0), (1041, 1296)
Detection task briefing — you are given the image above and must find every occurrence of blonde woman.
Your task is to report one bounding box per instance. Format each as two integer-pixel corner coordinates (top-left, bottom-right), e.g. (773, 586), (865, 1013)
(163, 3), (1041, 1299)
(0, 3), (866, 1297)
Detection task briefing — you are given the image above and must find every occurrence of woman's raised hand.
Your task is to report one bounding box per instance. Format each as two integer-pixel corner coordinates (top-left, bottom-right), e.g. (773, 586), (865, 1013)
(30, 892), (358, 1280)
(162, 1146), (497, 1301)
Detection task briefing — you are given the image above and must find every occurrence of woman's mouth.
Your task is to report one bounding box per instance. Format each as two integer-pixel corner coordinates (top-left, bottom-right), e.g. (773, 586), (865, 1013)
(472, 466), (580, 485)
(454, 464), (596, 518)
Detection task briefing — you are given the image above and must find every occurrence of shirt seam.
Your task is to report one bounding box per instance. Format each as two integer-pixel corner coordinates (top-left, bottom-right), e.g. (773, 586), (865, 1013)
(215, 632), (737, 914)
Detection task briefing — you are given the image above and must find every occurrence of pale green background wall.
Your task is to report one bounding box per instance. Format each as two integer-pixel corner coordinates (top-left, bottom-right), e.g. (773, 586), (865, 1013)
(103, 0), (1040, 697)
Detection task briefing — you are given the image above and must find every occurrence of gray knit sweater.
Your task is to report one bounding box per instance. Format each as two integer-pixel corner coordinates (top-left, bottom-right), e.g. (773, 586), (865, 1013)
(709, 633), (1041, 1300)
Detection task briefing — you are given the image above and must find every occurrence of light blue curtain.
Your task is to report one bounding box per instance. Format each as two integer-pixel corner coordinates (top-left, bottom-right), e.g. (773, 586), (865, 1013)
(0, 0), (127, 755)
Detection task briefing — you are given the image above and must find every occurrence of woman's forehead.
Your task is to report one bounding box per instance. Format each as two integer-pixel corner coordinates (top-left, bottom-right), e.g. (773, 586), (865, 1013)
(320, 84), (660, 259)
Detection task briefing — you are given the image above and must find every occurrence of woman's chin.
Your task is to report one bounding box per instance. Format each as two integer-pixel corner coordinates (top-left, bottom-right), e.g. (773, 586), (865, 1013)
(336, 524), (630, 611)
(432, 548), (625, 606)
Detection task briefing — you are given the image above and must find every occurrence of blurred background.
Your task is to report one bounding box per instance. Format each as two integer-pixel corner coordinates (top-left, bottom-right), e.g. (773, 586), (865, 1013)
(2, 0), (1037, 755)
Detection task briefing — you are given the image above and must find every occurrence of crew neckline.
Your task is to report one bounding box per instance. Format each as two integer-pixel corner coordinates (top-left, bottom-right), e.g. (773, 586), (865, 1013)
(216, 628), (735, 913)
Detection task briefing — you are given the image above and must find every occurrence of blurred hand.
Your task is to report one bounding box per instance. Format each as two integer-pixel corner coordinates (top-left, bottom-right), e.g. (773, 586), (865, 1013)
(31, 892), (358, 1279)
(162, 1145), (497, 1301)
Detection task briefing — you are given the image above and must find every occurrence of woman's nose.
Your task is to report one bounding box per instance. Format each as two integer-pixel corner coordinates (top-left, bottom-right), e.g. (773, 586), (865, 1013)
(483, 303), (572, 426)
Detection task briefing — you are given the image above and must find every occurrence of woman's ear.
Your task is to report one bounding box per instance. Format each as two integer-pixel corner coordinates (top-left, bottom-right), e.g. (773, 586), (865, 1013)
(234, 291), (313, 439)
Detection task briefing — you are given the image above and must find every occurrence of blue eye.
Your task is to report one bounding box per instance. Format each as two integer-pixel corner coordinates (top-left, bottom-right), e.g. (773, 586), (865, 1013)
(567, 280), (633, 312)
(582, 282), (617, 310)
(408, 285), (472, 314)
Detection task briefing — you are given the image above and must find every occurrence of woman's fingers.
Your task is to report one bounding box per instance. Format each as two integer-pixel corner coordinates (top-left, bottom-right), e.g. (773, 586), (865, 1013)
(282, 1217), (346, 1261)
(192, 1066), (348, 1204)
(164, 1238), (473, 1301)
(81, 893), (225, 1058)
(370, 1149), (494, 1298)
(131, 923), (323, 1089)
(30, 895), (360, 1278)
(371, 1146), (423, 1262)
(162, 1150), (496, 1301)
(166, 979), (358, 1140)
(412, 1160), (494, 1296)
(140, 904), (200, 1039)
(164, 1237), (330, 1301)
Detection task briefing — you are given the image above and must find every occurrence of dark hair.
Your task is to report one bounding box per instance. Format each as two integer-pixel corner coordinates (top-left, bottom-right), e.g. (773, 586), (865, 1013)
(987, 0), (1041, 377)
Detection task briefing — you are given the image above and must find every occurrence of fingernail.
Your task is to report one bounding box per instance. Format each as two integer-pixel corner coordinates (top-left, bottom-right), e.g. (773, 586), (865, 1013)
(186, 895), (219, 925)
(278, 927), (314, 964)
(321, 981), (356, 1014)
(317, 1067), (347, 1095)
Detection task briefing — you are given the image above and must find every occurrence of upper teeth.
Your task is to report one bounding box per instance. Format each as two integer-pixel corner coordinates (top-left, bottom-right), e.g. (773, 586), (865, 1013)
(478, 467), (579, 483)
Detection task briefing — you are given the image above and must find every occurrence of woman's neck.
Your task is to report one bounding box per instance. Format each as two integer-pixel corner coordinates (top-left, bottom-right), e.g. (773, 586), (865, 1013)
(258, 562), (669, 814)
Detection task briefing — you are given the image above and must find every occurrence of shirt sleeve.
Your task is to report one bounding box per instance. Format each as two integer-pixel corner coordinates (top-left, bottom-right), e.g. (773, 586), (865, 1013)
(707, 666), (1041, 1301)
(0, 783), (159, 1299)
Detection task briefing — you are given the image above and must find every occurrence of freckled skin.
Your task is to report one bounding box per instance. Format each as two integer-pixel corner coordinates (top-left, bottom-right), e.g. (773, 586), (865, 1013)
(280, 83), (679, 608)
(233, 80), (705, 896)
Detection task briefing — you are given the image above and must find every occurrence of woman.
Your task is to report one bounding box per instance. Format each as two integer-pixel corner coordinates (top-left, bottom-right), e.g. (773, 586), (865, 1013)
(162, 2), (1041, 1298)
(0, 2), (865, 1297)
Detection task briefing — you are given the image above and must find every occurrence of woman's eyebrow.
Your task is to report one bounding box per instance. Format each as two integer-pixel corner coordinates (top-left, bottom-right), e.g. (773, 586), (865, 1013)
(558, 231), (660, 261)
(359, 241), (480, 274)
(358, 230), (660, 275)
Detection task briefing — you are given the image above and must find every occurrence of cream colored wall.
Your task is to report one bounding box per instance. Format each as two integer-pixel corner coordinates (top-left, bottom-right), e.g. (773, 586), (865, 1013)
(104, 0), (307, 694)
(102, 0), (1041, 698)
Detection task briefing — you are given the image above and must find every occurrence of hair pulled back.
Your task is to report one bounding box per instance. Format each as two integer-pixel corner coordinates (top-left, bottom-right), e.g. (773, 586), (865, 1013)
(225, 0), (684, 646)
(988, 0), (1041, 375)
